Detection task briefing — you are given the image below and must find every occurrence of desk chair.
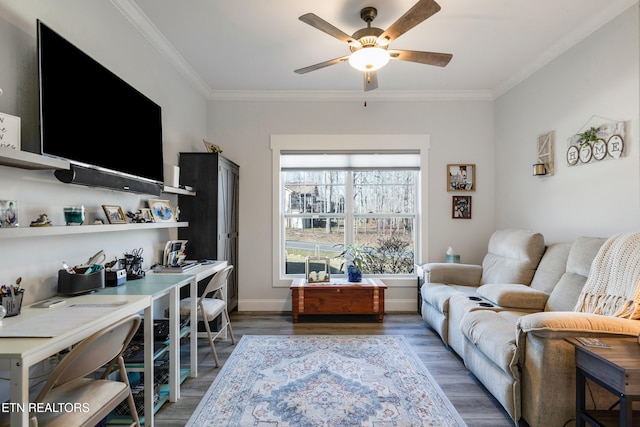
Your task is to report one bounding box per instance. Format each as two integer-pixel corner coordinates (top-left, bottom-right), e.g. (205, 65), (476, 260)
(179, 265), (235, 367)
(29, 314), (141, 427)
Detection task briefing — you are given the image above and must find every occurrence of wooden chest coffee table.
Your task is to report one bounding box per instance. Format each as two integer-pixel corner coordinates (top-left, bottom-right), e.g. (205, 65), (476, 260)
(290, 278), (387, 323)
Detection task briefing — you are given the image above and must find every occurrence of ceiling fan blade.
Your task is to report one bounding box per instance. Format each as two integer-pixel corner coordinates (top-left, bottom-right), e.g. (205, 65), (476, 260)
(377, 0), (441, 46)
(388, 49), (452, 67)
(364, 71), (378, 92)
(294, 56), (350, 74)
(299, 13), (362, 48)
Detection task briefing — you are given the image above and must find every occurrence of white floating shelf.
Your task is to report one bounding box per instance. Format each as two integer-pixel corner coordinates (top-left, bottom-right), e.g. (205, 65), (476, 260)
(0, 147), (70, 170)
(162, 185), (196, 196)
(0, 221), (189, 239)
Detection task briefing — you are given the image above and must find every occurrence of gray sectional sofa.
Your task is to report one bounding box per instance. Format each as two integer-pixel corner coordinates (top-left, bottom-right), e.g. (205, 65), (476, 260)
(420, 229), (640, 427)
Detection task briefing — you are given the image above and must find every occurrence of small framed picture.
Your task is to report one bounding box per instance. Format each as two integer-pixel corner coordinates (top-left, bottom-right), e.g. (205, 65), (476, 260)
(102, 205), (127, 224)
(0, 200), (19, 227)
(452, 196), (472, 219)
(148, 199), (176, 223)
(447, 164), (476, 192)
(140, 208), (154, 223)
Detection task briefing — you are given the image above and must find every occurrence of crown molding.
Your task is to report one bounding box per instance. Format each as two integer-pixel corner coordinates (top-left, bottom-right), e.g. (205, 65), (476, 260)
(109, 0), (493, 103)
(111, 0), (637, 103)
(109, 0), (211, 97)
(494, 0), (638, 98)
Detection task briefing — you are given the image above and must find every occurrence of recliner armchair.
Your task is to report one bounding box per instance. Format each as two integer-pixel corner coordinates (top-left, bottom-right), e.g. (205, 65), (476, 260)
(420, 229), (546, 345)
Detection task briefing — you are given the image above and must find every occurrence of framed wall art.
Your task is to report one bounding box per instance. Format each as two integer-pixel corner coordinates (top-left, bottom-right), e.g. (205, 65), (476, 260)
(148, 199), (176, 223)
(447, 164), (475, 192)
(452, 196), (472, 219)
(102, 205), (127, 224)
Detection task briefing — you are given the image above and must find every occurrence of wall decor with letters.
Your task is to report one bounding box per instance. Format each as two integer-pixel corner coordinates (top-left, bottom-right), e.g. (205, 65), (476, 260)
(566, 119), (626, 167)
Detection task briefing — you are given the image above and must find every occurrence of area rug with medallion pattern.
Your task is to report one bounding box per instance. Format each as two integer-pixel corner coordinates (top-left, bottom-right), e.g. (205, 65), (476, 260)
(186, 335), (467, 426)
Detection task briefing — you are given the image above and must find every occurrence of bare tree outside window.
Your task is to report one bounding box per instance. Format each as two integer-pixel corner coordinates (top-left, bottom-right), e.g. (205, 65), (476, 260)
(283, 169), (416, 276)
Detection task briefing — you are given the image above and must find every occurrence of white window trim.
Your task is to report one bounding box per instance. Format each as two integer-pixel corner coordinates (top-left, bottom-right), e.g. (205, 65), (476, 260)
(270, 134), (430, 288)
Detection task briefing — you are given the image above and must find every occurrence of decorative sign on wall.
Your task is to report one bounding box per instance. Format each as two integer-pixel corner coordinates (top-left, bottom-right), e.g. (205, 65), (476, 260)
(0, 112), (21, 151)
(535, 131), (555, 176)
(566, 118), (625, 167)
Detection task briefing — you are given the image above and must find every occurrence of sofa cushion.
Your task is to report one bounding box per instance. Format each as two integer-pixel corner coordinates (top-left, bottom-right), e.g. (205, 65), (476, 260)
(481, 229), (545, 285)
(529, 243), (572, 293)
(478, 284), (549, 310)
(461, 310), (520, 378)
(545, 237), (607, 312)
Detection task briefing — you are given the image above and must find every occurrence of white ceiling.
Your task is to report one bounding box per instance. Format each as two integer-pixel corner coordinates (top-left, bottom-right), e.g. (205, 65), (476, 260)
(124, 0), (637, 98)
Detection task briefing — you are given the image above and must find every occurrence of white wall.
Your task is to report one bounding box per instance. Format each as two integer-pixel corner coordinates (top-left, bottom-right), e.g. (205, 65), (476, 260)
(207, 99), (496, 311)
(0, 0), (207, 304)
(495, 5), (640, 243)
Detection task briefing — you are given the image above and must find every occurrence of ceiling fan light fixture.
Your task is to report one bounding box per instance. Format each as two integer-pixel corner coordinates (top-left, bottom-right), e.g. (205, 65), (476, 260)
(348, 47), (390, 72)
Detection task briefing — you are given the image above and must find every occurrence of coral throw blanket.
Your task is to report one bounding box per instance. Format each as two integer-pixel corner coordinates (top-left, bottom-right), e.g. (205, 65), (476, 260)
(574, 232), (640, 319)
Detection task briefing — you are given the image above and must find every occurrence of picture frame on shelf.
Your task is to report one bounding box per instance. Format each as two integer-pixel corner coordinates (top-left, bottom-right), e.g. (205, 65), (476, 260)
(102, 205), (127, 224)
(148, 199), (176, 223)
(0, 112), (21, 151)
(0, 200), (19, 227)
(139, 208), (154, 223)
(447, 164), (475, 192)
(452, 196), (472, 219)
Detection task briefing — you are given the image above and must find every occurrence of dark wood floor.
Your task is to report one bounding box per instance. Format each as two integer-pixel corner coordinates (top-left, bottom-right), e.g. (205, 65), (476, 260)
(153, 312), (514, 427)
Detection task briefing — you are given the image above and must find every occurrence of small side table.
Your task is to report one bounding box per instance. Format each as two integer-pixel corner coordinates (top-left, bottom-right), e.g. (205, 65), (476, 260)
(566, 337), (640, 427)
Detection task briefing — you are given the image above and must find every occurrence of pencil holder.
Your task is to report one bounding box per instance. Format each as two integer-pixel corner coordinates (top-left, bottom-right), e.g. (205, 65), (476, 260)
(119, 255), (144, 280)
(57, 269), (105, 295)
(0, 290), (24, 317)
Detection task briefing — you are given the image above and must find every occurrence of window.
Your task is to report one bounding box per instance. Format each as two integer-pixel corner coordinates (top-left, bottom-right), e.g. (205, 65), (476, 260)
(280, 152), (418, 278)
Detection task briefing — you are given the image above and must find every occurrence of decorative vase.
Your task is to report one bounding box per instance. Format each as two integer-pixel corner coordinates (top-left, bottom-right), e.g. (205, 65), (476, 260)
(347, 265), (362, 282)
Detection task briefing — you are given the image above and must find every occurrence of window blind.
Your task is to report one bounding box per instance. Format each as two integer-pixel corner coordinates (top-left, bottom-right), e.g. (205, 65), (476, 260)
(280, 150), (420, 171)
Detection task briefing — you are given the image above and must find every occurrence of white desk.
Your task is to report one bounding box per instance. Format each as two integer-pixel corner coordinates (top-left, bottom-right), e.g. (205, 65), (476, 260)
(0, 261), (226, 427)
(173, 261), (227, 284)
(0, 293), (151, 427)
(96, 260), (227, 426)
(96, 274), (194, 426)
(150, 260), (228, 375)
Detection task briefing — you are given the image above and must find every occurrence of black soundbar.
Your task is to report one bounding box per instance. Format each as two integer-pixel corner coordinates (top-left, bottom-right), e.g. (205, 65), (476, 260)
(54, 164), (162, 196)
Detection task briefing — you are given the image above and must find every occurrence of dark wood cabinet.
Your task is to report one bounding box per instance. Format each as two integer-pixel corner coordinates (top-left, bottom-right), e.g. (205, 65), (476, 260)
(178, 153), (239, 311)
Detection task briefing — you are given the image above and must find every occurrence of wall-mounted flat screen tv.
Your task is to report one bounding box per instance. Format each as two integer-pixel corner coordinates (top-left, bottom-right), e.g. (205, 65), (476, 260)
(37, 20), (164, 185)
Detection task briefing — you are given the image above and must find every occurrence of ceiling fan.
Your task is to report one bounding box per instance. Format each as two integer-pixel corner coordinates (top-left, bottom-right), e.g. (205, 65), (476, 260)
(294, 0), (452, 91)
